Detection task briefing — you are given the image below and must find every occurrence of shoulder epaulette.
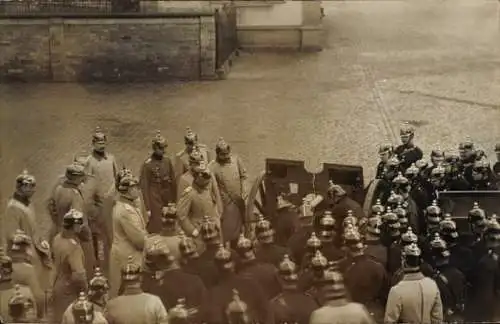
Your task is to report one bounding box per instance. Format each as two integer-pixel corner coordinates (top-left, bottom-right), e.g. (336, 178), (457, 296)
(70, 238), (78, 245)
(183, 186), (193, 195)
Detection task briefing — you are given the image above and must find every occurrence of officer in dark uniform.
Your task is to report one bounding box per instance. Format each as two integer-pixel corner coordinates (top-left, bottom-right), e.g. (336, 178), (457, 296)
(394, 202), (410, 235)
(7, 285), (35, 323)
(392, 172), (419, 233)
(428, 233), (467, 322)
(458, 139), (477, 177)
(302, 250), (330, 304)
(254, 214), (290, 268)
(342, 226), (388, 322)
(196, 215), (229, 289)
(318, 212), (345, 262)
(88, 267), (109, 313)
(273, 193), (301, 247)
(494, 143), (500, 176)
(443, 153), (470, 190)
(424, 148), (445, 178)
(234, 234), (281, 300)
(381, 157), (402, 203)
(420, 200), (443, 266)
(178, 232), (210, 286)
(299, 232), (323, 271)
(394, 122), (423, 171)
(364, 213), (388, 268)
(390, 227), (423, 284)
(287, 202), (315, 266)
(203, 244), (271, 324)
(370, 199), (385, 218)
(143, 238), (207, 321)
(467, 202), (488, 267)
(406, 163), (430, 217)
(465, 214), (500, 322)
(375, 143), (394, 180)
(380, 208), (402, 277)
(469, 158), (497, 190)
(386, 191), (404, 212)
(427, 165), (447, 202)
(439, 214), (473, 277)
(269, 255), (318, 324)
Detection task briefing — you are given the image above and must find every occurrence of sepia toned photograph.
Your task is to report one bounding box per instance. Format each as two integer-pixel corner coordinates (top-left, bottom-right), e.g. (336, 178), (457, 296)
(0, 0), (500, 322)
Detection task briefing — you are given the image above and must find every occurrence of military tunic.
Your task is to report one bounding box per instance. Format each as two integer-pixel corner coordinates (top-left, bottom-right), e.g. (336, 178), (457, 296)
(384, 272), (443, 324)
(104, 289), (169, 324)
(237, 260), (282, 300)
(177, 171), (223, 217)
(343, 254), (388, 322)
(139, 155), (176, 234)
(174, 145), (211, 182)
(255, 243), (290, 268)
(2, 195), (52, 291)
(49, 181), (96, 278)
(51, 232), (88, 323)
(61, 302), (108, 324)
(0, 282), (36, 322)
(364, 240), (388, 269)
(203, 273), (271, 324)
(11, 257), (45, 319)
(209, 156), (247, 244)
(176, 185), (222, 251)
(309, 300), (375, 324)
(432, 265), (467, 322)
(273, 204), (300, 247)
(269, 291), (318, 324)
(181, 255), (220, 289)
(330, 196), (365, 234)
(142, 267), (207, 321)
(287, 225), (313, 266)
(109, 198), (147, 298)
(395, 144), (423, 171)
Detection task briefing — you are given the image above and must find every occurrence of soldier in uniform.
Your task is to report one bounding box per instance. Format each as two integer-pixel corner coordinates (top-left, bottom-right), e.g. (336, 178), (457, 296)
(147, 203), (182, 262)
(174, 127), (211, 182)
(51, 209), (88, 323)
(458, 139), (477, 175)
(466, 202), (488, 271)
(254, 214), (290, 268)
(439, 214), (473, 277)
(234, 234), (281, 300)
(469, 158), (497, 190)
(109, 168), (147, 298)
(384, 243), (443, 323)
(375, 143), (394, 180)
(405, 163), (430, 219)
(424, 149), (445, 177)
(83, 127), (118, 275)
(2, 170), (52, 291)
(494, 143), (500, 179)
(364, 213), (388, 268)
(104, 257), (169, 324)
(8, 230), (45, 319)
(209, 138), (248, 246)
(318, 212), (345, 262)
(177, 161), (222, 252)
(381, 208), (403, 278)
(203, 244), (271, 324)
(394, 122), (423, 171)
(328, 183), (365, 234)
(310, 270), (375, 324)
(465, 215), (500, 322)
(343, 226), (387, 322)
(443, 153), (470, 190)
(273, 193), (301, 247)
(48, 163), (96, 277)
(428, 233), (466, 322)
(393, 202), (409, 235)
(63, 292), (108, 324)
(7, 284), (36, 323)
(392, 172), (420, 233)
(286, 201), (314, 265)
(419, 200), (443, 266)
(427, 165), (447, 202)
(142, 239), (207, 320)
(167, 299), (194, 324)
(0, 251), (36, 323)
(178, 233), (212, 287)
(139, 131), (176, 234)
(269, 255), (318, 324)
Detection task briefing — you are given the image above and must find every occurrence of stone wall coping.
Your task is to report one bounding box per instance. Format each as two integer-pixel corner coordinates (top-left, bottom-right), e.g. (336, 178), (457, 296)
(0, 10), (215, 20)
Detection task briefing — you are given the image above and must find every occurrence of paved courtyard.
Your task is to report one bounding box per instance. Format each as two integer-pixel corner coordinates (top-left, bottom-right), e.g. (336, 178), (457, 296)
(1, 0), (500, 231)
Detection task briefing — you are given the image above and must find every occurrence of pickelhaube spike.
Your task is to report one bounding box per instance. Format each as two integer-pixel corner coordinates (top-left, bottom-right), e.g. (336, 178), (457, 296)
(372, 199), (385, 215)
(401, 227), (418, 245)
(307, 232), (322, 251)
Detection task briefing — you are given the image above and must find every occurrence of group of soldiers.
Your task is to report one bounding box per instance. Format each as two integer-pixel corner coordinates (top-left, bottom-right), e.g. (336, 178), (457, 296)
(1, 123), (500, 323)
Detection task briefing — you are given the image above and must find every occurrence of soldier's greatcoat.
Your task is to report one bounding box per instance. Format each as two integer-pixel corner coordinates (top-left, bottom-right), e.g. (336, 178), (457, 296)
(364, 240), (388, 269)
(237, 260), (282, 300)
(273, 204), (300, 247)
(49, 180), (96, 277)
(209, 156), (247, 243)
(174, 145), (211, 182)
(11, 256), (46, 319)
(139, 155), (176, 234)
(432, 265), (466, 322)
(384, 271), (443, 324)
(51, 232), (88, 323)
(0, 282), (37, 322)
(61, 302), (108, 324)
(177, 171), (222, 214)
(343, 254), (388, 322)
(142, 267), (207, 321)
(109, 198), (147, 298)
(395, 144), (423, 171)
(177, 184), (222, 250)
(104, 289), (169, 324)
(181, 255), (220, 289)
(2, 194), (52, 290)
(255, 243), (290, 268)
(309, 300), (375, 324)
(269, 290), (318, 324)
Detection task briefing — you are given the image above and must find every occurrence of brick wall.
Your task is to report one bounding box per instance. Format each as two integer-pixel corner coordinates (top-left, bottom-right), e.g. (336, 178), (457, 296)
(0, 13), (217, 82)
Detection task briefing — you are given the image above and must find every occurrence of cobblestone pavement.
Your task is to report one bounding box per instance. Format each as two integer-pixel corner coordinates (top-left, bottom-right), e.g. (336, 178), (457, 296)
(1, 0), (500, 232)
